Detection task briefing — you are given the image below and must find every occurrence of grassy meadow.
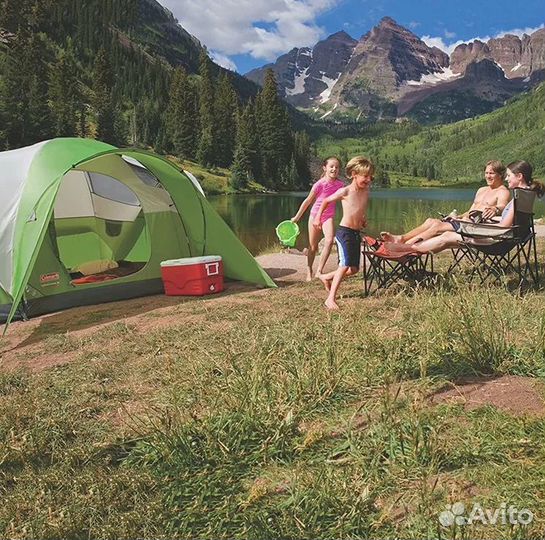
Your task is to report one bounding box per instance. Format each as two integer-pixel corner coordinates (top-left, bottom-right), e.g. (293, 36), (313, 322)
(164, 156), (267, 195)
(2, 246), (545, 539)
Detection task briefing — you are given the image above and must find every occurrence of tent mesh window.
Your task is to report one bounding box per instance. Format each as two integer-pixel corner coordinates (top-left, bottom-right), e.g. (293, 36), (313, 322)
(122, 156), (163, 189)
(87, 173), (141, 206)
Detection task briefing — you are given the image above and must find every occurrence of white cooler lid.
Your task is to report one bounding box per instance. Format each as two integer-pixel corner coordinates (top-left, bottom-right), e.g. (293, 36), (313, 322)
(160, 255), (222, 267)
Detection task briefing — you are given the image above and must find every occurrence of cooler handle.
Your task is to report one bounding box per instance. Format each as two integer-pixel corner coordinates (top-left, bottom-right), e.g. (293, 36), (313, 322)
(205, 262), (219, 276)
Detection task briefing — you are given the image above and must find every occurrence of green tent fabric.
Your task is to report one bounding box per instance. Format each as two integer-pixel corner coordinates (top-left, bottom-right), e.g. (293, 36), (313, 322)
(0, 138), (275, 331)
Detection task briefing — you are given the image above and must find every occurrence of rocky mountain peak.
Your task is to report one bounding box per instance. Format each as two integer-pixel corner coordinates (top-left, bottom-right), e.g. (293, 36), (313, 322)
(244, 18), (545, 123)
(377, 16), (400, 29)
(337, 16), (449, 98)
(245, 30), (357, 107)
(451, 29), (545, 80)
(463, 58), (507, 82)
(327, 30), (354, 41)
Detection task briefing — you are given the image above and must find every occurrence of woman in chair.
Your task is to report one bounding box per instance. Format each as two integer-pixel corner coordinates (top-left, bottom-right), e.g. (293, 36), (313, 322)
(386, 161), (544, 255)
(381, 160), (510, 245)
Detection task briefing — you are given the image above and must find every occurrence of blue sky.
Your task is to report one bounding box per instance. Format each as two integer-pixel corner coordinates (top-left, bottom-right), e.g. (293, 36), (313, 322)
(160, 0), (544, 74)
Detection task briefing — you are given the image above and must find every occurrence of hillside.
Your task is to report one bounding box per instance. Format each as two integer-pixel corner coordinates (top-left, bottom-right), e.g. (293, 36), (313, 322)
(317, 82), (545, 184)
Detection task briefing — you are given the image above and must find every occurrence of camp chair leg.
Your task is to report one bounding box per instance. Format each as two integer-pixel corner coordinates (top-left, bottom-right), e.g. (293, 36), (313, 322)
(362, 249), (434, 296)
(448, 247), (472, 273)
(362, 252), (372, 296)
(532, 234), (539, 287)
(465, 239), (538, 289)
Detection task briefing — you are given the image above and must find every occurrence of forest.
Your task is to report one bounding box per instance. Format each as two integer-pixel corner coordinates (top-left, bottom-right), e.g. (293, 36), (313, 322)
(0, 0), (312, 191)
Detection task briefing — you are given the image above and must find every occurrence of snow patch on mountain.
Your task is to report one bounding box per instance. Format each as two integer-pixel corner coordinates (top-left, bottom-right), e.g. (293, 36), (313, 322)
(318, 74), (340, 103)
(320, 103), (338, 119)
(286, 67), (309, 96)
(403, 67), (461, 86)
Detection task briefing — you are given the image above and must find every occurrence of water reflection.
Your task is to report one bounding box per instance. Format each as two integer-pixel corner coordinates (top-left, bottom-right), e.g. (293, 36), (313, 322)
(209, 188), (544, 255)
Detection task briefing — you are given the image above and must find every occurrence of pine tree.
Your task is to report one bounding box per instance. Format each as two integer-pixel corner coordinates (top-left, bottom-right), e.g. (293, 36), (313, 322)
(79, 103), (88, 138)
(0, 0), (30, 32)
(232, 102), (259, 182)
(287, 156), (299, 189)
(154, 125), (168, 154)
(0, 31), (53, 147)
(255, 69), (292, 188)
(229, 146), (249, 190)
(0, 32), (30, 147)
(92, 47), (117, 144)
(165, 68), (198, 159)
(427, 163), (436, 181)
(293, 131), (311, 188)
(48, 43), (82, 137)
(196, 51), (216, 166)
(339, 147), (349, 170)
(214, 73), (237, 167)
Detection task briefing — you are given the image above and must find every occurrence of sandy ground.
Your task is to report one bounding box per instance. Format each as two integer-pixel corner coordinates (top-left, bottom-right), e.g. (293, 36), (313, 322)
(255, 248), (338, 284)
(430, 375), (545, 417)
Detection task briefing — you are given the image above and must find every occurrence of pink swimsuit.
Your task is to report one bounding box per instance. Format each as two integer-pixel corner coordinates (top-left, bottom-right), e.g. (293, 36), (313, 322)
(310, 178), (345, 224)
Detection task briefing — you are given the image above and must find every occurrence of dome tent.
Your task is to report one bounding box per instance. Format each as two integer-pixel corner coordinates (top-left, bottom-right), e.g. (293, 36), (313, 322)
(0, 138), (275, 331)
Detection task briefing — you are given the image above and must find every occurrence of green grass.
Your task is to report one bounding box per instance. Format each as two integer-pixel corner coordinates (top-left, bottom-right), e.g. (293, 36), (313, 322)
(163, 155), (267, 195)
(2, 271), (545, 538)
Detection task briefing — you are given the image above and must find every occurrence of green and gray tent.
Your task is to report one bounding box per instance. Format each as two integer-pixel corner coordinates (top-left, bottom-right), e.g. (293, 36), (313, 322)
(0, 138), (275, 329)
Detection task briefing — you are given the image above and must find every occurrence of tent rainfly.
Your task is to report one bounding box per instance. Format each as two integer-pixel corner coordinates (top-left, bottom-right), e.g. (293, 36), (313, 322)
(0, 138), (275, 330)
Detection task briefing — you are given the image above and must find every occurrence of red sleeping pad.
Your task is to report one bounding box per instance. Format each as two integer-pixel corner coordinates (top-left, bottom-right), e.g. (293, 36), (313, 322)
(71, 274), (119, 285)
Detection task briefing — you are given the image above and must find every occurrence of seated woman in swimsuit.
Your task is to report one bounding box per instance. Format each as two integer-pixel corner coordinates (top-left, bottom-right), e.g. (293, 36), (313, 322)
(385, 161), (544, 255)
(381, 160), (510, 245)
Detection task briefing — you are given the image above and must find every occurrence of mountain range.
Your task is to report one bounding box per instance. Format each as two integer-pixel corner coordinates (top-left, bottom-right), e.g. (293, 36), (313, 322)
(245, 17), (545, 123)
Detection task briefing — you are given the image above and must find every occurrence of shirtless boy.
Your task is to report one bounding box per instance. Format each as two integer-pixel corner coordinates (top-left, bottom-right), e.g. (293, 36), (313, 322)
(381, 160), (510, 245)
(313, 156), (374, 310)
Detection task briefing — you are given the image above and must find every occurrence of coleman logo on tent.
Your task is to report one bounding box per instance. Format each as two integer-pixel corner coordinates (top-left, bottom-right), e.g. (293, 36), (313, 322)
(40, 272), (60, 286)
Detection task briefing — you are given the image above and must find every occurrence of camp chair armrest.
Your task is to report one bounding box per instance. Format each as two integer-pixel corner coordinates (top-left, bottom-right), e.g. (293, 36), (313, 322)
(457, 221), (518, 240)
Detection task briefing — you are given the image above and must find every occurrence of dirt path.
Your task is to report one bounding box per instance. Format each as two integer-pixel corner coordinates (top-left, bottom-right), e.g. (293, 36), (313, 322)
(0, 251), (323, 371)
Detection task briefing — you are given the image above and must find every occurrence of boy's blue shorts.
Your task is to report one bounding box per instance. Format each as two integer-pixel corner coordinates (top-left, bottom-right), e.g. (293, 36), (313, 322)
(335, 225), (361, 268)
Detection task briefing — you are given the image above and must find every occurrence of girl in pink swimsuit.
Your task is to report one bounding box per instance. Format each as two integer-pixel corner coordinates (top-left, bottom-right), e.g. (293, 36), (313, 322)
(291, 157), (345, 281)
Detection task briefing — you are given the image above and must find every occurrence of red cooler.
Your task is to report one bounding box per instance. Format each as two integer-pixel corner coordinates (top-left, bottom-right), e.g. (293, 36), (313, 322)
(160, 256), (224, 296)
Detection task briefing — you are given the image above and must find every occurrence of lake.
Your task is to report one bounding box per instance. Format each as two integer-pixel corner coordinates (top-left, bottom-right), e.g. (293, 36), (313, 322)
(208, 188), (544, 255)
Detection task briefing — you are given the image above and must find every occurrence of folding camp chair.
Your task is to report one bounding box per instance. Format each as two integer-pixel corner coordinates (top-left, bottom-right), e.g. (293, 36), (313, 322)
(362, 236), (435, 296)
(448, 188), (539, 287)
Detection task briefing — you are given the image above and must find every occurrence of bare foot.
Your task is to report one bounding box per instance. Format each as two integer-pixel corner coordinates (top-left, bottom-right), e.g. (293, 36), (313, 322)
(324, 297), (339, 310)
(380, 231), (402, 243)
(306, 269), (313, 282)
(319, 274), (332, 291)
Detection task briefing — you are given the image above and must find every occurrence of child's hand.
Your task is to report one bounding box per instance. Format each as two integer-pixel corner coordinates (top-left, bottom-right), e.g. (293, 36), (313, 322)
(313, 218), (322, 230)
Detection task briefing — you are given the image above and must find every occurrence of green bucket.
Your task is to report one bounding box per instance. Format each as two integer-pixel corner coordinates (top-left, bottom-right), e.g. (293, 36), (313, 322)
(275, 220), (300, 248)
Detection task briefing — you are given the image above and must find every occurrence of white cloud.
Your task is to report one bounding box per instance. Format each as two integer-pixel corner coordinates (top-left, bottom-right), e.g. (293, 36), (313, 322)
(160, 0), (340, 63)
(422, 23), (545, 55)
(444, 30), (456, 39)
(210, 51), (238, 71)
(421, 36), (464, 55)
